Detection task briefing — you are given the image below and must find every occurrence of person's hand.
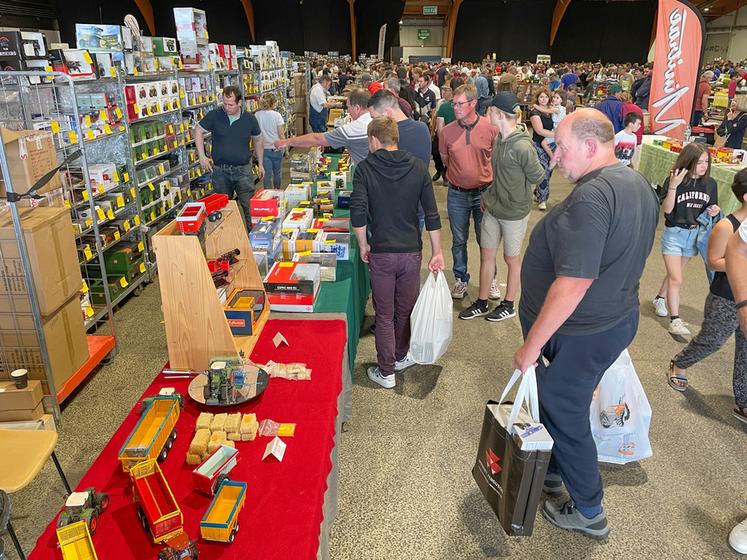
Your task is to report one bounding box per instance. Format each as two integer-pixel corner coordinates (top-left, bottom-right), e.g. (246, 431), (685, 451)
(669, 168), (689, 189)
(513, 342), (541, 374)
(707, 204), (721, 217)
(359, 243), (371, 263)
(728, 110), (738, 120)
(257, 164), (265, 181)
(428, 252), (444, 272)
(275, 138), (290, 149)
(199, 156), (213, 172)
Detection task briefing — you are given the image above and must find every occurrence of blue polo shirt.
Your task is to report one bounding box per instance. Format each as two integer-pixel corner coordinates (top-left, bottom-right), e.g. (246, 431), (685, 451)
(198, 108), (261, 166)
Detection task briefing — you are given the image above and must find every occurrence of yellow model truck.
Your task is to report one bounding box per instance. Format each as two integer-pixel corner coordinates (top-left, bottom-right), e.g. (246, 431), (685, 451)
(56, 521), (98, 560)
(118, 390), (182, 473)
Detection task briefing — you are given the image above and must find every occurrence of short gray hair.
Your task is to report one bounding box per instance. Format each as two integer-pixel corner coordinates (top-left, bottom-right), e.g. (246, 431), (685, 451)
(571, 109), (615, 144)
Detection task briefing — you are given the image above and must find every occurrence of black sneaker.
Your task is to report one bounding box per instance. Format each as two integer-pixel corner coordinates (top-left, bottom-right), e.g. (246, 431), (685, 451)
(485, 302), (516, 322)
(432, 171), (442, 182)
(542, 500), (610, 541)
(458, 301), (489, 320)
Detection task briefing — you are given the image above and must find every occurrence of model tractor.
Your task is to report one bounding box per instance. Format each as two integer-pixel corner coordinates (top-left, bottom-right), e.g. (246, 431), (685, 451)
(158, 530), (198, 560)
(203, 357), (246, 406)
(56, 488), (110, 535)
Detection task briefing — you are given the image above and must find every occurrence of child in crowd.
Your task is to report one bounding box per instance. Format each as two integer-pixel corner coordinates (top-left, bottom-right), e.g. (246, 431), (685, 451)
(614, 112), (642, 167)
(535, 90), (567, 159)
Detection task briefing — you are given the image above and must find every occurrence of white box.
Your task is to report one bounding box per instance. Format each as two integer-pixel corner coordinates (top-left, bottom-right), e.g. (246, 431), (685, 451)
(282, 208), (313, 231)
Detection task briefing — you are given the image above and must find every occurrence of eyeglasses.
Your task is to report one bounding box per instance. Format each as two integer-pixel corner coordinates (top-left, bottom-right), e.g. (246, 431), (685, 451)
(453, 100), (475, 108)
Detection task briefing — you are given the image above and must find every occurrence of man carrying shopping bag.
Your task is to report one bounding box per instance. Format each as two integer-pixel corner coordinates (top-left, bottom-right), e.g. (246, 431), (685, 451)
(514, 109), (658, 539)
(351, 116), (444, 389)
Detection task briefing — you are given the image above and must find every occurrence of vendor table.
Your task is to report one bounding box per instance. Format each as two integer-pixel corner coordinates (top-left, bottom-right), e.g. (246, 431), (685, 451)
(638, 139), (745, 214)
(29, 318), (349, 560)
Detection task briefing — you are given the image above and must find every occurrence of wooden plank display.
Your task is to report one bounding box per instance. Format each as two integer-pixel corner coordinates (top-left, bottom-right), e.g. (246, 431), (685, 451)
(153, 200), (269, 370)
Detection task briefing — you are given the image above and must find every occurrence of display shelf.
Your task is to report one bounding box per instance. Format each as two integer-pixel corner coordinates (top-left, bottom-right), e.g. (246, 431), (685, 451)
(136, 164), (186, 189)
(128, 107), (181, 124)
(79, 225), (140, 265)
(183, 100), (216, 111)
(74, 205), (132, 239)
(84, 272), (148, 329)
(60, 128), (127, 148)
(67, 181), (131, 209)
(56, 335), (116, 402)
(131, 133), (167, 149)
(134, 149), (174, 167)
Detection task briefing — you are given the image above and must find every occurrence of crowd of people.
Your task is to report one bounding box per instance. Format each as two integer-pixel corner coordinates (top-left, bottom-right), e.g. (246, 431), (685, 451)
(199, 55), (747, 552)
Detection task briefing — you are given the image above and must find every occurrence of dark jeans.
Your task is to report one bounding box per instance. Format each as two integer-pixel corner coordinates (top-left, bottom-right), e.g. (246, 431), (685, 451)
(263, 149), (283, 188)
(369, 252), (422, 375)
(692, 110), (703, 127)
(211, 163), (254, 228)
(519, 309), (639, 509)
(447, 187), (483, 283)
(310, 106), (328, 133)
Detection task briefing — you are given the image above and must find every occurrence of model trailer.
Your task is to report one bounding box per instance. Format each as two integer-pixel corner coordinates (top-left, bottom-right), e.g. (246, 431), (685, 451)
(192, 445), (239, 495)
(56, 521), (99, 560)
(200, 480), (246, 543)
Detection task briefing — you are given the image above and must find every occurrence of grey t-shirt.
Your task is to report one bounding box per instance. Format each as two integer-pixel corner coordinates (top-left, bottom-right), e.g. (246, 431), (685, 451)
(324, 112), (372, 165)
(520, 163), (659, 335)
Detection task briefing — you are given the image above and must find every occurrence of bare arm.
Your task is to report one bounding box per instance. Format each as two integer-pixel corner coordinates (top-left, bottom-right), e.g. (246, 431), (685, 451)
(726, 231), (747, 335)
(662, 169), (688, 215)
(706, 219), (734, 272)
(195, 125), (212, 171)
(353, 225), (369, 263)
(253, 135), (265, 179)
(530, 115), (554, 139)
(276, 132), (330, 149)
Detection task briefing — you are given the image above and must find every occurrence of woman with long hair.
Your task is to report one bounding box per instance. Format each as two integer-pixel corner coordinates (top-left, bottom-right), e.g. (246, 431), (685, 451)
(528, 87), (555, 210)
(653, 143), (721, 336)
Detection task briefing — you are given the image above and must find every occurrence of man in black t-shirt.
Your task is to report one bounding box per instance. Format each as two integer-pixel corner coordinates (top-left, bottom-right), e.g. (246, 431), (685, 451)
(515, 109), (658, 540)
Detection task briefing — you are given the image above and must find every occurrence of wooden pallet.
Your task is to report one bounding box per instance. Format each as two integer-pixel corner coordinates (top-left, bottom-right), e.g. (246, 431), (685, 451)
(153, 200), (269, 371)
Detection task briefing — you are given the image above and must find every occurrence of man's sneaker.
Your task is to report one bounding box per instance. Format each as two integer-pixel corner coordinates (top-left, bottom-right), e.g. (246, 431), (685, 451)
(542, 500), (610, 541)
(486, 302), (516, 322)
(669, 318), (691, 337)
(451, 280), (468, 300)
(542, 473), (565, 496)
(489, 280), (501, 300)
(458, 301), (490, 320)
(432, 171), (442, 182)
(394, 355), (417, 372)
(367, 366), (395, 389)
(729, 517), (747, 554)
(652, 297), (668, 317)
(538, 201), (547, 211)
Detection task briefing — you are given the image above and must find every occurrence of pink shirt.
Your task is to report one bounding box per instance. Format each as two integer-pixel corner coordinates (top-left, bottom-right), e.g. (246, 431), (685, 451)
(439, 115), (499, 189)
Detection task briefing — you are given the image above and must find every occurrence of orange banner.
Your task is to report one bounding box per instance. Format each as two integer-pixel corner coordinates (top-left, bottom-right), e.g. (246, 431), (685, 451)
(649, 0), (705, 140)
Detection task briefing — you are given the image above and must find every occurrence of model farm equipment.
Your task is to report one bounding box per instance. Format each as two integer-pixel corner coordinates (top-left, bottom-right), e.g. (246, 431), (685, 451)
(208, 248), (240, 288)
(203, 357), (246, 406)
(56, 521), (99, 560)
(130, 459), (198, 559)
(118, 390), (182, 472)
(200, 480), (246, 543)
(193, 445), (239, 495)
(56, 488), (109, 535)
(176, 193), (229, 234)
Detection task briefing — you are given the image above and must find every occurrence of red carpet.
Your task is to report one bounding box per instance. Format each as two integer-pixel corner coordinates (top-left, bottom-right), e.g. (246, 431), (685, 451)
(30, 319), (346, 559)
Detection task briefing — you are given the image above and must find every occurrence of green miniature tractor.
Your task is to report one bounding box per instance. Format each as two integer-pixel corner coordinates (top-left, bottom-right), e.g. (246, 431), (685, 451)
(56, 488), (109, 535)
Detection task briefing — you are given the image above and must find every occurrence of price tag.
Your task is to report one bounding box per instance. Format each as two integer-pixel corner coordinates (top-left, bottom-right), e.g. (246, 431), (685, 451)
(119, 125), (125, 132)
(178, 59), (183, 70)
(83, 50), (93, 63)
(113, 171), (120, 183)
(83, 245), (93, 260)
(64, 200), (72, 209)
(96, 208), (106, 221)
(138, 241), (144, 252)
(134, 215), (141, 226)
(318, 218), (329, 223)
(85, 306), (95, 318)
(158, 164), (165, 175)
(152, 147), (159, 156)
(306, 228), (319, 234)
(124, 172), (130, 184)
(104, 123), (113, 134)
(119, 277), (129, 288)
(133, 67), (139, 76)
(278, 261), (294, 268)
(297, 250), (312, 256)
(197, 169), (202, 177)
(175, 100), (181, 109)
(106, 209), (115, 220)
(149, 183), (155, 192)
(115, 107), (123, 119)
(99, 109), (108, 122)
(116, 195), (125, 208)
(110, 67), (117, 78)
(129, 187), (136, 199)
(45, 65), (52, 72)
(85, 218), (93, 228)
(86, 129), (95, 140)
(145, 105), (151, 116)
(113, 230), (120, 240)
(81, 280), (89, 294)
(186, 188), (191, 197)
(84, 115), (92, 127)
(150, 211), (156, 221)
(133, 103), (140, 114)
(261, 216), (274, 221)
(179, 89), (185, 99)
(139, 262), (146, 274)
(123, 220), (131, 231)
(172, 140), (177, 149)
(179, 123), (185, 133)
(82, 190), (89, 202)
(154, 59), (159, 70)
(50, 120), (60, 133)
(281, 228), (294, 233)
(96, 184), (104, 194)
(324, 239), (336, 244)
(141, 151), (147, 161)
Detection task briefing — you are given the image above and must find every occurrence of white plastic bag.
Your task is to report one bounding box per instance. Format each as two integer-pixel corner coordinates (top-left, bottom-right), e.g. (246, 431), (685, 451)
(408, 271), (453, 364)
(590, 349), (653, 464)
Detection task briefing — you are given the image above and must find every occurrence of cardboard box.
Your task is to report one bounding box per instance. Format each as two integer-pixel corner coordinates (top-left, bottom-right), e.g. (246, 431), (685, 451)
(0, 379), (44, 421)
(223, 289), (265, 336)
(0, 129), (62, 197)
(0, 296), (88, 395)
(0, 207), (82, 316)
(264, 261), (320, 295)
(0, 400), (44, 422)
(250, 189), (285, 219)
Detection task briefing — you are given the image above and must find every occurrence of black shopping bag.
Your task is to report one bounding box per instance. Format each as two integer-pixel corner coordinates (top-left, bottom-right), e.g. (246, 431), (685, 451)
(471, 368), (553, 536)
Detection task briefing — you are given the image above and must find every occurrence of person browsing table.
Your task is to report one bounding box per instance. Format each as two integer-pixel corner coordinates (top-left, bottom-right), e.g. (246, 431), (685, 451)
(195, 85), (264, 228)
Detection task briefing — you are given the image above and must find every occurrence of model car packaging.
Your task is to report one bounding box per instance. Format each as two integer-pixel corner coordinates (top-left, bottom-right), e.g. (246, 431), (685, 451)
(315, 231), (350, 260)
(282, 229), (319, 259)
(153, 36), (178, 56)
(264, 262), (320, 312)
(284, 183), (311, 209)
(313, 217), (350, 233)
(0, 129), (62, 198)
(0, 379), (44, 421)
(293, 251), (337, 282)
(316, 181), (335, 198)
(223, 289), (265, 336)
(249, 218), (280, 250)
(54, 49), (96, 79)
(282, 207), (313, 231)
(75, 23), (123, 51)
(250, 189), (285, 221)
(337, 190), (352, 209)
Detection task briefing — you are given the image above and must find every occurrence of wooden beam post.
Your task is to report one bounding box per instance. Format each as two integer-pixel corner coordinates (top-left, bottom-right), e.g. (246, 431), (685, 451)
(549, 0), (572, 46)
(239, 0), (257, 42)
(133, 0), (156, 36)
(446, 0), (463, 59)
(649, 8), (657, 51)
(348, 0), (357, 63)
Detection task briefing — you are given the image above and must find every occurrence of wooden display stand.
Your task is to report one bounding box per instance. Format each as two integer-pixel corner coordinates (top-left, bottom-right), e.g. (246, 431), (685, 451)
(153, 201), (269, 371)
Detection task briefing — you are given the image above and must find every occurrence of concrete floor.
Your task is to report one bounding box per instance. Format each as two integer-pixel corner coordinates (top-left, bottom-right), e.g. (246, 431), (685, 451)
(4, 173), (747, 560)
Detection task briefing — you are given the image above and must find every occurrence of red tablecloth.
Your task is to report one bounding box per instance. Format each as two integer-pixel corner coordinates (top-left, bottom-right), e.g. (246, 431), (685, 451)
(30, 318), (346, 560)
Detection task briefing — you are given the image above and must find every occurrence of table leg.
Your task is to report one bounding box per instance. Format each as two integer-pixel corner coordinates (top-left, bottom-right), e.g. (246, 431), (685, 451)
(7, 521), (26, 560)
(51, 451), (72, 495)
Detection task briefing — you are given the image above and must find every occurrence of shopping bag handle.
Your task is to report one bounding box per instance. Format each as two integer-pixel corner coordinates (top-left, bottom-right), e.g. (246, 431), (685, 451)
(498, 367), (540, 429)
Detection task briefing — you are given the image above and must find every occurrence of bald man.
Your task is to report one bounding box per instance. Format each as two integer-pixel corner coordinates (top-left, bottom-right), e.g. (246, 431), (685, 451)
(514, 109), (659, 540)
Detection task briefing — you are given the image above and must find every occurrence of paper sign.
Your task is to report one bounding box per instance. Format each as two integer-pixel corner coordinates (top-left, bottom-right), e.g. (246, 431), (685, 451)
(96, 208), (105, 221)
(115, 107), (123, 119)
(262, 436), (286, 462)
(81, 281), (89, 294)
(83, 245), (93, 261)
(129, 187), (135, 199)
(138, 242), (144, 252)
(64, 200), (72, 209)
(273, 332), (289, 347)
(123, 220), (131, 231)
(50, 121), (60, 133)
(133, 103), (140, 114)
(69, 130), (79, 143)
(99, 109), (108, 122)
(134, 215), (141, 226)
(84, 115), (92, 127)
(113, 230), (120, 240)
(149, 183), (155, 191)
(106, 209), (115, 220)
(278, 262), (293, 268)
(119, 277), (128, 288)
(110, 67), (117, 78)
(116, 195), (124, 208)
(150, 211), (156, 221)
(297, 250), (312, 256)
(86, 129), (95, 140)
(124, 172), (130, 183)
(96, 184), (104, 194)
(261, 216), (274, 221)
(85, 306), (95, 318)
(113, 171), (120, 183)
(139, 262), (146, 274)
(82, 50), (93, 63)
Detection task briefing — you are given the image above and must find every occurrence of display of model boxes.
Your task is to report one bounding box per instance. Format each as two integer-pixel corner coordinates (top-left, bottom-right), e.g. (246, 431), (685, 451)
(75, 23), (123, 51)
(284, 183), (311, 209)
(49, 49), (97, 79)
(124, 80), (181, 121)
(281, 229), (317, 259)
(315, 231), (350, 260)
(249, 219), (280, 250)
(0, 31), (48, 72)
(223, 289), (266, 336)
(282, 208), (313, 231)
(263, 262), (321, 312)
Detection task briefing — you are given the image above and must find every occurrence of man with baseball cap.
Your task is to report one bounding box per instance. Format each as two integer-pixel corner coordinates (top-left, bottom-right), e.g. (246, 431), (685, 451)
(459, 92), (545, 321)
(594, 83), (625, 133)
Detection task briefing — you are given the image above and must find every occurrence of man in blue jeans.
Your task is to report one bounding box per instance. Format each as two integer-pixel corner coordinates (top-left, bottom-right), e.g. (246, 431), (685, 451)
(195, 85), (264, 228)
(515, 109), (658, 540)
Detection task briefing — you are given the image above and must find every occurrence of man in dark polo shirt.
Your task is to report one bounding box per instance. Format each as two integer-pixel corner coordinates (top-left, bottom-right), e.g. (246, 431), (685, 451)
(438, 83), (499, 300)
(514, 109), (658, 540)
(195, 85), (264, 228)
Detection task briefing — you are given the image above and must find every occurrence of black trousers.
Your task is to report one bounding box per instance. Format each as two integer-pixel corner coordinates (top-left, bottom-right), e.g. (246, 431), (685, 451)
(519, 309), (640, 508)
(432, 135), (445, 175)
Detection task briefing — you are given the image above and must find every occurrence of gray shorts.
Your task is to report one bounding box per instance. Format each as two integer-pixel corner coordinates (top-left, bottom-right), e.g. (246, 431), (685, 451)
(480, 211), (529, 256)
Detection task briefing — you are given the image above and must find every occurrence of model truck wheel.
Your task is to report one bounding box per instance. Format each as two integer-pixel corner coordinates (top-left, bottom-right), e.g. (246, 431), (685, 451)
(137, 506), (149, 532)
(212, 474), (228, 494)
(82, 511), (98, 535)
(158, 445), (170, 462)
(97, 493), (110, 512)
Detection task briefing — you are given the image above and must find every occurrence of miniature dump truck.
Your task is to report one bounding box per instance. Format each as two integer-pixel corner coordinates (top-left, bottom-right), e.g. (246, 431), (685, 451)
(193, 444), (239, 495)
(56, 488), (110, 535)
(200, 480), (246, 543)
(118, 390), (182, 473)
(130, 459), (183, 543)
(56, 521), (98, 560)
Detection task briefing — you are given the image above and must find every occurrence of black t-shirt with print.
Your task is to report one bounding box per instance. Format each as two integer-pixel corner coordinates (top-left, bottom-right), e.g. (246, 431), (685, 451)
(663, 176), (718, 228)
(529, 108), (554, 145)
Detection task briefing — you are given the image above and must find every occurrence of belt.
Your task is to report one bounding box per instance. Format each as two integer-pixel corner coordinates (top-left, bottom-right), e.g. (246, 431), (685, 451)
(215, 163), (250, 169)
(668, 224), (698, 230)
(449, 184), (490, 193)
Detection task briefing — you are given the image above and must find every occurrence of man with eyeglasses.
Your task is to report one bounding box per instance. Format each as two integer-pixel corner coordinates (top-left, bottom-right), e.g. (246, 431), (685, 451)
(439, 83), (499, 300)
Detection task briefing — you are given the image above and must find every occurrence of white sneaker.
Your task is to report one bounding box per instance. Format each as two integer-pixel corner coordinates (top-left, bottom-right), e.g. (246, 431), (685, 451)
(729, 517), (747, 554)
(669, 318), (691, 337)
(394, 355), (417, 372)
(489, 280), (501, 300)
(367, 366), (395, 388)
(451, 280), (468, 300)
(538, 201), (547, 211)
(652, 297), (668, 317)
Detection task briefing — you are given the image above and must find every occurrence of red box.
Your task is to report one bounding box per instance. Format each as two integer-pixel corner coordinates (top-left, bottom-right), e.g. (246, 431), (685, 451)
(263, 261), (320, 296)
(250, 189), (284, 219)
(176, 202), (206, 233)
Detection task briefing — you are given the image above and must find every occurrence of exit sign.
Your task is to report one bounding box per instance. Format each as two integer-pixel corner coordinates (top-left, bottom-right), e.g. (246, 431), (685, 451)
(417, 28), (431, 40)
(423, 5), (437, 15)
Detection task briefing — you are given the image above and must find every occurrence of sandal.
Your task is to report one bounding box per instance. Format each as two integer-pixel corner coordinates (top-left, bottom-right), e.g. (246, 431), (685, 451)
(734, 407), (747, 425)
(667, 361), (688, 392)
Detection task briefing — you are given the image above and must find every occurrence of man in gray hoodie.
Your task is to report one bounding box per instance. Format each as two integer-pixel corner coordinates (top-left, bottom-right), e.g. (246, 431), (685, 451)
(459, 92), (545, 322)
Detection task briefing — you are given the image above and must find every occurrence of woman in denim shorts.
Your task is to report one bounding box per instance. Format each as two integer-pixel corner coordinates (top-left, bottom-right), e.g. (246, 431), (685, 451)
(653, 143), (720, 336)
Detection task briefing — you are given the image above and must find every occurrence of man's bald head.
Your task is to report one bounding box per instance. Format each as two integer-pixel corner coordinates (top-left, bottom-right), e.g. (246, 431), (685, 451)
(553, 109), (618, 183)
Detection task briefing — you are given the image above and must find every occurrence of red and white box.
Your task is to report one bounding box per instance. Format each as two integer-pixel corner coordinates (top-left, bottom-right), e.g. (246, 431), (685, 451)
(250, 189), (285, 221)
(264, 262), (320, 313)
(282, 208), (313, 232)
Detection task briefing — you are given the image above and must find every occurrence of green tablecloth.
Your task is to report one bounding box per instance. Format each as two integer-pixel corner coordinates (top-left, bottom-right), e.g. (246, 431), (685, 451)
(638, 141), (744, 214)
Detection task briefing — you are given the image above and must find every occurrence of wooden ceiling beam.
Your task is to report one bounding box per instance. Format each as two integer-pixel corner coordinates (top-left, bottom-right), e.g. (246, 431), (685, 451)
(133, 0), (155, 36)
(238, 0), (256, 42)
(445, 0), (463, 58)
(549, 0), (572, 46)
(348, 0), (357, 63)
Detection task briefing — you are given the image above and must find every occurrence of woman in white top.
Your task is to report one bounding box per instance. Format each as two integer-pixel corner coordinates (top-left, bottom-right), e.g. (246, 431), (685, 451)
(255, 93), (285, 188)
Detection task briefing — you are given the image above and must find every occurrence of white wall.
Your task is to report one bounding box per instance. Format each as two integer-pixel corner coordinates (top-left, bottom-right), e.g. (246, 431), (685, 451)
(706, 5), (747, 61)
(399, 24), (445, 62)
